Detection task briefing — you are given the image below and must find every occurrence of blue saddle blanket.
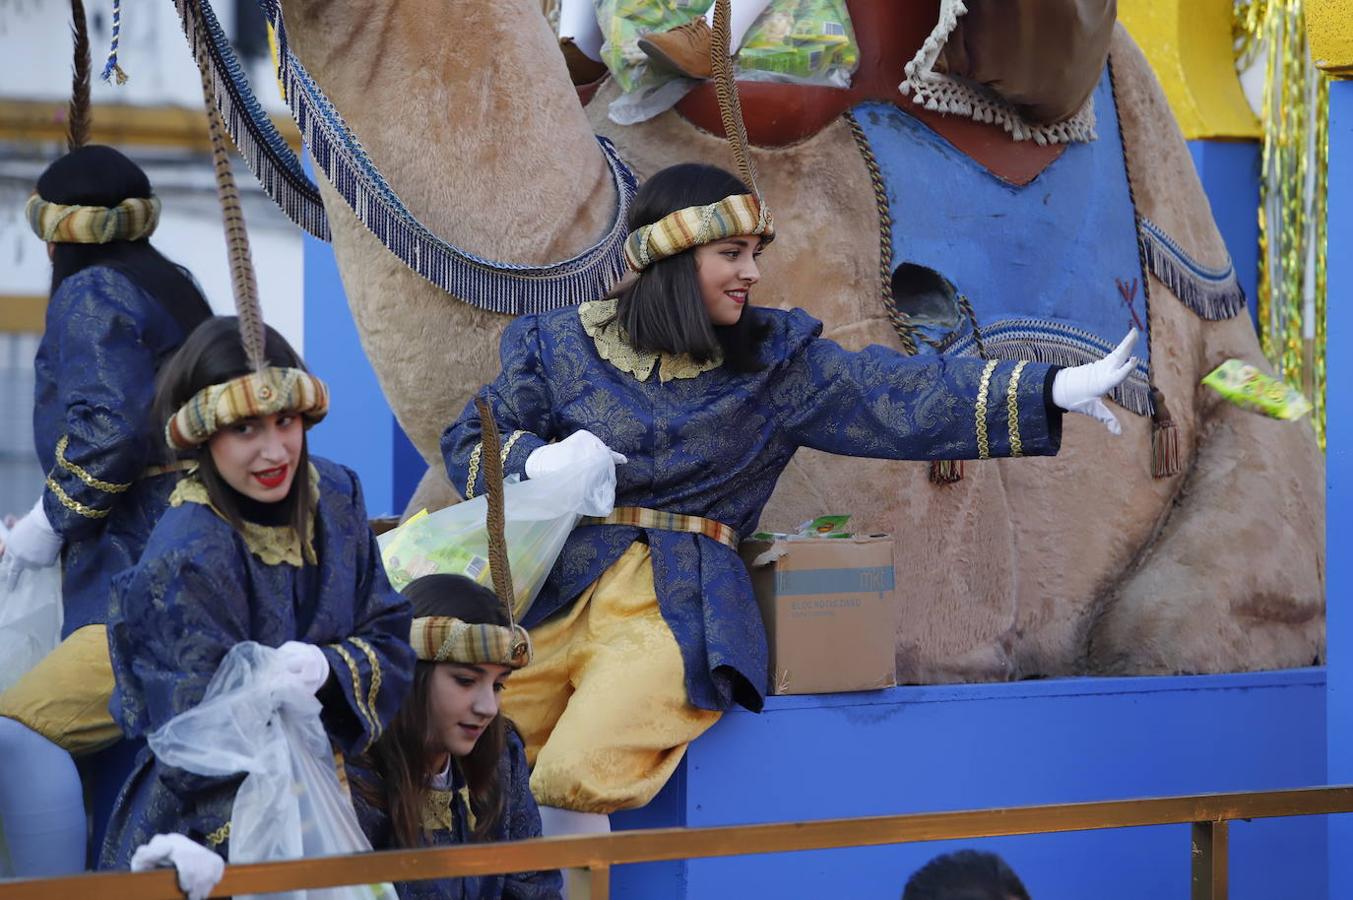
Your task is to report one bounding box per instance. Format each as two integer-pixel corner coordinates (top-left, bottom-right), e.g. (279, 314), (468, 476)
(852, 70), (1150, 414)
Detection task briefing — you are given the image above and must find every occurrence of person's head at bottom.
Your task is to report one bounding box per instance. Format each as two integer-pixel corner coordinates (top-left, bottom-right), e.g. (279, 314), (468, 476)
(361, 573), (531, 847)
(902, 849), (1032, 900)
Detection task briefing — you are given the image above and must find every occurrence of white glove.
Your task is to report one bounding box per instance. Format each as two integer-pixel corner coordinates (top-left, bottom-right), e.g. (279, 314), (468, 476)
(525, 429), (628, 479)
(525, 430), (628, 517)
(1051, 329), (1139, 435)
(130, 833), (225, 900)
(1, 496), (62, 586)
(276, 641), (330, 693)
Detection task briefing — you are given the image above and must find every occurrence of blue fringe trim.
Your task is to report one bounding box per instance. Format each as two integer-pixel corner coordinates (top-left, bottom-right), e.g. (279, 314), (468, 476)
(1138, 216), (1246, 321)
(938, 319), (1153, 417)
(177, 0), (328, 240)
(177, 0), (639, 315)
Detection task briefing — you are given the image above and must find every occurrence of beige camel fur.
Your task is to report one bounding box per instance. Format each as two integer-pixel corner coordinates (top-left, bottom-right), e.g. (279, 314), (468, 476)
(279, 0), (1323, 683)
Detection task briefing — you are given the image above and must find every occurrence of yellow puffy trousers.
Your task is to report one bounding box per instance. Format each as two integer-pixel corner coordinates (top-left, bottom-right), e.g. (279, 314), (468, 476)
(505, 543), (722, 814)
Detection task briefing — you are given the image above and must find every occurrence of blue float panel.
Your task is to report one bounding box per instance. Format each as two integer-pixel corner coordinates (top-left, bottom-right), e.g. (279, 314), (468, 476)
(1326, 79), (1353, 896)
(1187, 140), (1261, 330)
(612, 670), (1328, 899)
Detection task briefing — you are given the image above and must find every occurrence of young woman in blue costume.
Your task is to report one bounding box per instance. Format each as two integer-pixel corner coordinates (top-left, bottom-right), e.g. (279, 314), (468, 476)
(350, 574), (562, 900)
(0, 16), (214, 867)
(97, 54), (414, 874)
(442, 163), (1137, 836)
(99, 316), (415, 871)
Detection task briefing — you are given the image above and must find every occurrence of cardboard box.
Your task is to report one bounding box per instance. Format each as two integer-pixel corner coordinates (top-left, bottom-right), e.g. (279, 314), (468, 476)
(741, 535), (898, 695)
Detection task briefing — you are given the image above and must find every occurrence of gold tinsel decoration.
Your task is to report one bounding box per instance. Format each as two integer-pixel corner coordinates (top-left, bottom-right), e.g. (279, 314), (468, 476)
(1234, 0), (1329, 448)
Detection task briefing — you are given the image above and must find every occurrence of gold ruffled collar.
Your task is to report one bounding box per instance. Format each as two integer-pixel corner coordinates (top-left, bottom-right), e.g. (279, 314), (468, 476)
(578, 299), (722, 383)
(421, 785), (476, 835)
(170, 464), (320, 567)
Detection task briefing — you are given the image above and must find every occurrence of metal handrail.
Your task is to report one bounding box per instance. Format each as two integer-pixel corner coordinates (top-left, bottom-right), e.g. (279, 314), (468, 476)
(2, 785), (1350, 900)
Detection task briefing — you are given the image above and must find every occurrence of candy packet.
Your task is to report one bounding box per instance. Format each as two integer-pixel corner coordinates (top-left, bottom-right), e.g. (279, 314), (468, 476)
(1201, 359), (1312, 421)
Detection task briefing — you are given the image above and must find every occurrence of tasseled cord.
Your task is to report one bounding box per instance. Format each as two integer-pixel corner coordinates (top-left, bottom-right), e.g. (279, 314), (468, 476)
(1150, 387), (1182, 478)
(100, 0), (128, 84)
(929, 460), (964, 485)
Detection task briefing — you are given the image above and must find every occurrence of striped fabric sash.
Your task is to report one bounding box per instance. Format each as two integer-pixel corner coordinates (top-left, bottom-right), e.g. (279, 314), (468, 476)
(582, 506), (740, 550)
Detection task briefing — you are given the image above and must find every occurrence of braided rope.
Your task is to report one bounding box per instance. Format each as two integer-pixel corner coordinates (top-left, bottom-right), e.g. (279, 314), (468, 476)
(100, 0), (127, 84)
(710, 0), (759, 195)
(955, 293), (988, 359)
(193, 13), (265, 372)
(474, 396), (517, 629)
(843, 110), (918, 356)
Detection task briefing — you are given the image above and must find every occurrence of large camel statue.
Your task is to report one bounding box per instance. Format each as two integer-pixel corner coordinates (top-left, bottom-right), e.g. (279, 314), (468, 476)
(271, 0), (1323, 683)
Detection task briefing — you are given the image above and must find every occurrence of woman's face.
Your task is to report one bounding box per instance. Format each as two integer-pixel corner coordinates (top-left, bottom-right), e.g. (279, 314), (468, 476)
(427, 662), (511, 757)
(693, 236), (763, 326)
(207, 412), (303, 503)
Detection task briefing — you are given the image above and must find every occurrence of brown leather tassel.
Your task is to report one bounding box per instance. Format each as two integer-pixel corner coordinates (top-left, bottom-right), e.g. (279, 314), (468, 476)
(929, 459), (964, 484)
(1150, 387), (1182, 478)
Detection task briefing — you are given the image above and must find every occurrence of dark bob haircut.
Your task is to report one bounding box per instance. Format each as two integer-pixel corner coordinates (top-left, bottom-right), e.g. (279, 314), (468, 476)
(152, 316), (314, 538)
(355, 574), (516, 848)
(614, 162), (770, 372)
(37, 145), (212, 335)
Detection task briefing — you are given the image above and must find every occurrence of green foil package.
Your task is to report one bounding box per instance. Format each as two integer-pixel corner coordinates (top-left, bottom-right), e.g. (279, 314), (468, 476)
(1201, 359), (1313, 421)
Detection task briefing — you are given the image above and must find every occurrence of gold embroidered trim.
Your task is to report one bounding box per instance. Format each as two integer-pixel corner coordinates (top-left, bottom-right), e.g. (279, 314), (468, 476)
(579, 299), (722, 383)
(205, 821), (231, 847)
(55, 435), (132, 494)
(422, 788), (456, 834)
(1007, 361), (1028, 458)
(500, 430), (527, 464)
(45, 476), (110, 519)
(168, 466), (319, 566)
(465, 442), (484, 501)
(347, 636), (384, 741)
(975, 360), (999, 460)
(331, 642), (380, 746)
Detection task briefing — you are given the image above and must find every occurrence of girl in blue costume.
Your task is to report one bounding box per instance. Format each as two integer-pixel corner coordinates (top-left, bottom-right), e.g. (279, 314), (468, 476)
(350, 574), (562, 900)
(442, 163), (1137, 835)
(99, 316), (415, 870)
(0, 142), (213, 875)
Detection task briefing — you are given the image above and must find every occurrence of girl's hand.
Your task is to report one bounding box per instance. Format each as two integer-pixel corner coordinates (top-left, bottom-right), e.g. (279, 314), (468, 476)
(1051, 329), (1139, 435)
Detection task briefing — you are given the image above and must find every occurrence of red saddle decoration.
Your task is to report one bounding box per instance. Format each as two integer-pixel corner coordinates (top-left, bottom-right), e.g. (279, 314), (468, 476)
(582, 0), (1066, 186)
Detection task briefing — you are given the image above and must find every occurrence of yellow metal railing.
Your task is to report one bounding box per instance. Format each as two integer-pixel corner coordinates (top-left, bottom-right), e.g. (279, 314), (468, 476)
(2, 786), (1350, 900)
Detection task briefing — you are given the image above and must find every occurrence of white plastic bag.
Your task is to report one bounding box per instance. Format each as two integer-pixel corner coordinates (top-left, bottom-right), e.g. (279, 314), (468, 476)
(147, 642), (396, 900)
(0, 556), (63, 694)
(379, 452), (614, 619)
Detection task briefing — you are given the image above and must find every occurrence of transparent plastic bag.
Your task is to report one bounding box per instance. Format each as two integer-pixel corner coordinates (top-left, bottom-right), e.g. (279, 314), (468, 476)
(147, 642), (396, 900)
(598, 0), (859, 124)
(0, 556), (63, 694)
(379, 453), (613, 620)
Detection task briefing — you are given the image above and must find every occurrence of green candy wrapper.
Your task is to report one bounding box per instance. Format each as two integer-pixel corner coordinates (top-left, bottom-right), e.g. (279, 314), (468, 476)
(1201, 359), (1313, 421)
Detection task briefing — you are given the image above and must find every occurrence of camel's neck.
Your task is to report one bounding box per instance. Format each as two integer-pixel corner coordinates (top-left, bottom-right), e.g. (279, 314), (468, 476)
(279, 0), (614, 263)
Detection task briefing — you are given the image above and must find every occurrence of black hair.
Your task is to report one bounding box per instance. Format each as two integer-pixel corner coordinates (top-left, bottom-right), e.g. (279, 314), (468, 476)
(152, 316), (314, 539)
(355, 574), (514, 847)
(902, 850), (1032, 900)
(37, 145), (213, 336)
(615, 162), (770, 373)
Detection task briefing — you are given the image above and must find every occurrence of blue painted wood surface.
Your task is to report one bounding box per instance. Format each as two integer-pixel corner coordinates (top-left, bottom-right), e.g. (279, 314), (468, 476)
(613, 670), (1328, 899)
(1187, 140), (1260, 331)
(1326, 79), (1352, 899)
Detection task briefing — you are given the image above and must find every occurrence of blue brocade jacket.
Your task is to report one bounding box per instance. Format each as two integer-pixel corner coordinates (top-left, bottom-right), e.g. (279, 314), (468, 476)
(442, 301), (1062, 713)
(350, 730), (562, 900)
(32, 266), (192, 636)
(100, 457), (414, 868)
